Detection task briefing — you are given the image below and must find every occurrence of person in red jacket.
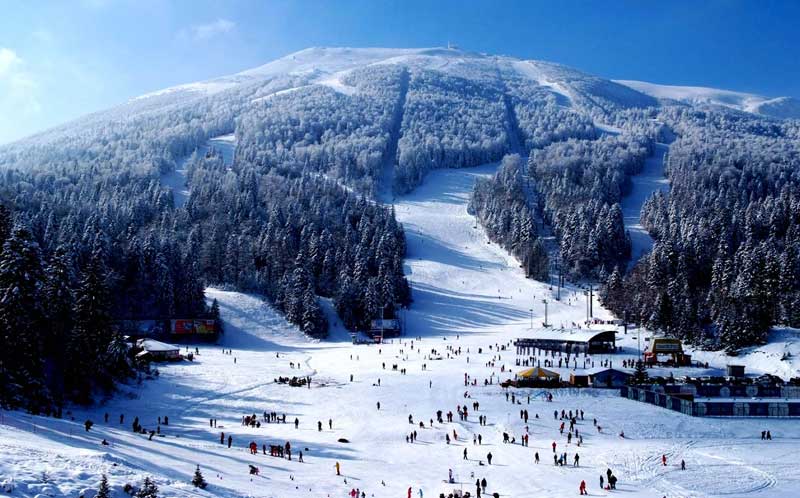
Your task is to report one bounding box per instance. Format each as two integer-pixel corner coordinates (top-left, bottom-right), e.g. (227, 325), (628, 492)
(662, 454), (667, 466)
(579, 480), (587, 495)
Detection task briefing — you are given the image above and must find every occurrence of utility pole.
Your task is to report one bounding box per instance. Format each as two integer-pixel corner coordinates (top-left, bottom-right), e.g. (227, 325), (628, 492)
(542, 299), (549, 328)
(638, 327), (642, 361)
(583, 285), (594, 322)
(554, 256), (562, 301)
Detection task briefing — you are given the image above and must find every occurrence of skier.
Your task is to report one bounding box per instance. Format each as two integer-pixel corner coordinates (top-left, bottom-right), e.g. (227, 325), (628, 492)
(464, 448), (468, 460)
(228, 435), (232, 448)
(535, 452), (539, 464)
(662, 454), (667, 466)
(487, 452), (493, 465)
(600, 475), (604, 489)
(681, 459), (686, 470)
(335, 461), (341, 475)
(220, 432), (225, 444)
(579, 480), (587, 495)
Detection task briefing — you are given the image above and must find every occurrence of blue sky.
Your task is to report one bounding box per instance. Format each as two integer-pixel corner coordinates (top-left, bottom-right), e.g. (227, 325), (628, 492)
(1, 0), (798, 144)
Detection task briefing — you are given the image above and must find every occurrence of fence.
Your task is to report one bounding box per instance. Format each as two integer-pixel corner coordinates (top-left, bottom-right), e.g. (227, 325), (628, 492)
(620, 385), (800, 418)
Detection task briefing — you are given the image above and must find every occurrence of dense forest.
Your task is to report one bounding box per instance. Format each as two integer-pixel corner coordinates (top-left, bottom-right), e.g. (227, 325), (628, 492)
(603, 108), (800, 350)
(469, 154), (549, 280)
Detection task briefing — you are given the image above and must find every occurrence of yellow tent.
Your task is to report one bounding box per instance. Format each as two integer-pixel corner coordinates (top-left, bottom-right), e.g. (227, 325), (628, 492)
(517, 367), (560, 380)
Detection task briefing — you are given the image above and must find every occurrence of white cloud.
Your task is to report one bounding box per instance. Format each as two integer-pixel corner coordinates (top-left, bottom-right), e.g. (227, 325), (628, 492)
(0, 48), (23, 77)
(179, 18), (236, 42)
(0, 48), (41, 143)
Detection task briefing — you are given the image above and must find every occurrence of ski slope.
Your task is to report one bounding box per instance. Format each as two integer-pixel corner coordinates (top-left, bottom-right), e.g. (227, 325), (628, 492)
(160, 134), (236, 208)
(621, 143), (670, 265)
(3, 164), (800, 498)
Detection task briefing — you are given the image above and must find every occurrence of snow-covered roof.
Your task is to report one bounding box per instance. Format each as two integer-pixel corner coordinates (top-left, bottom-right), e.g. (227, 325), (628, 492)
(587, 367), (634, 376)
(137, 339), (180, 353)
(520, 328), (617, 343)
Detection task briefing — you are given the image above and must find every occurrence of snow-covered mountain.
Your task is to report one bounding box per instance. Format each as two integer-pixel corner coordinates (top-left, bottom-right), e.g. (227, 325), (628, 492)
(1, 46), (800, 498)
(6, 46), (793, 156)
(615, 79), (800, 119)
(125, 46), (798, 120)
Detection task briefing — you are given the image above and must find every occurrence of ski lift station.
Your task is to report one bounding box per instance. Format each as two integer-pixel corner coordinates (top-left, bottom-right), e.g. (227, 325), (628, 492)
(514, 328), (617, 355)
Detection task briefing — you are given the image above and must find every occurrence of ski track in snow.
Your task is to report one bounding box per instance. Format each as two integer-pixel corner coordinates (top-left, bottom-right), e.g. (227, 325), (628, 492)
(160, 134), (236, 208)
(621, 143), (670, 265)
(3, 163), (800, 498)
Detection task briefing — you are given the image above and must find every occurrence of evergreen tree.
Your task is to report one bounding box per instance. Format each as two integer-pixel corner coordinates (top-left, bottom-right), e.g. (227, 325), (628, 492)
(66, 250), (113, 402)
(631, 360), (649, 385)
(97, 474), (111, 498)
(136, 477), (158, 498)
(0, 225), (47, 410)
(192, 465), (208, 489)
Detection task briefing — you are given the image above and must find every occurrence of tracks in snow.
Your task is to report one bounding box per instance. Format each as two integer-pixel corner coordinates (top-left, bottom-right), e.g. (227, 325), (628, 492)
(378, 67), (410, 202)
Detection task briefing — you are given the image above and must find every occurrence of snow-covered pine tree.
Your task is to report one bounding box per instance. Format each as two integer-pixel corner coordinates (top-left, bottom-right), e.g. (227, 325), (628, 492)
(97, 474), (111, 498)
(0, 225), (47, 410)
(192, 465), (207, 489)
(135, 476), (158, 498)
